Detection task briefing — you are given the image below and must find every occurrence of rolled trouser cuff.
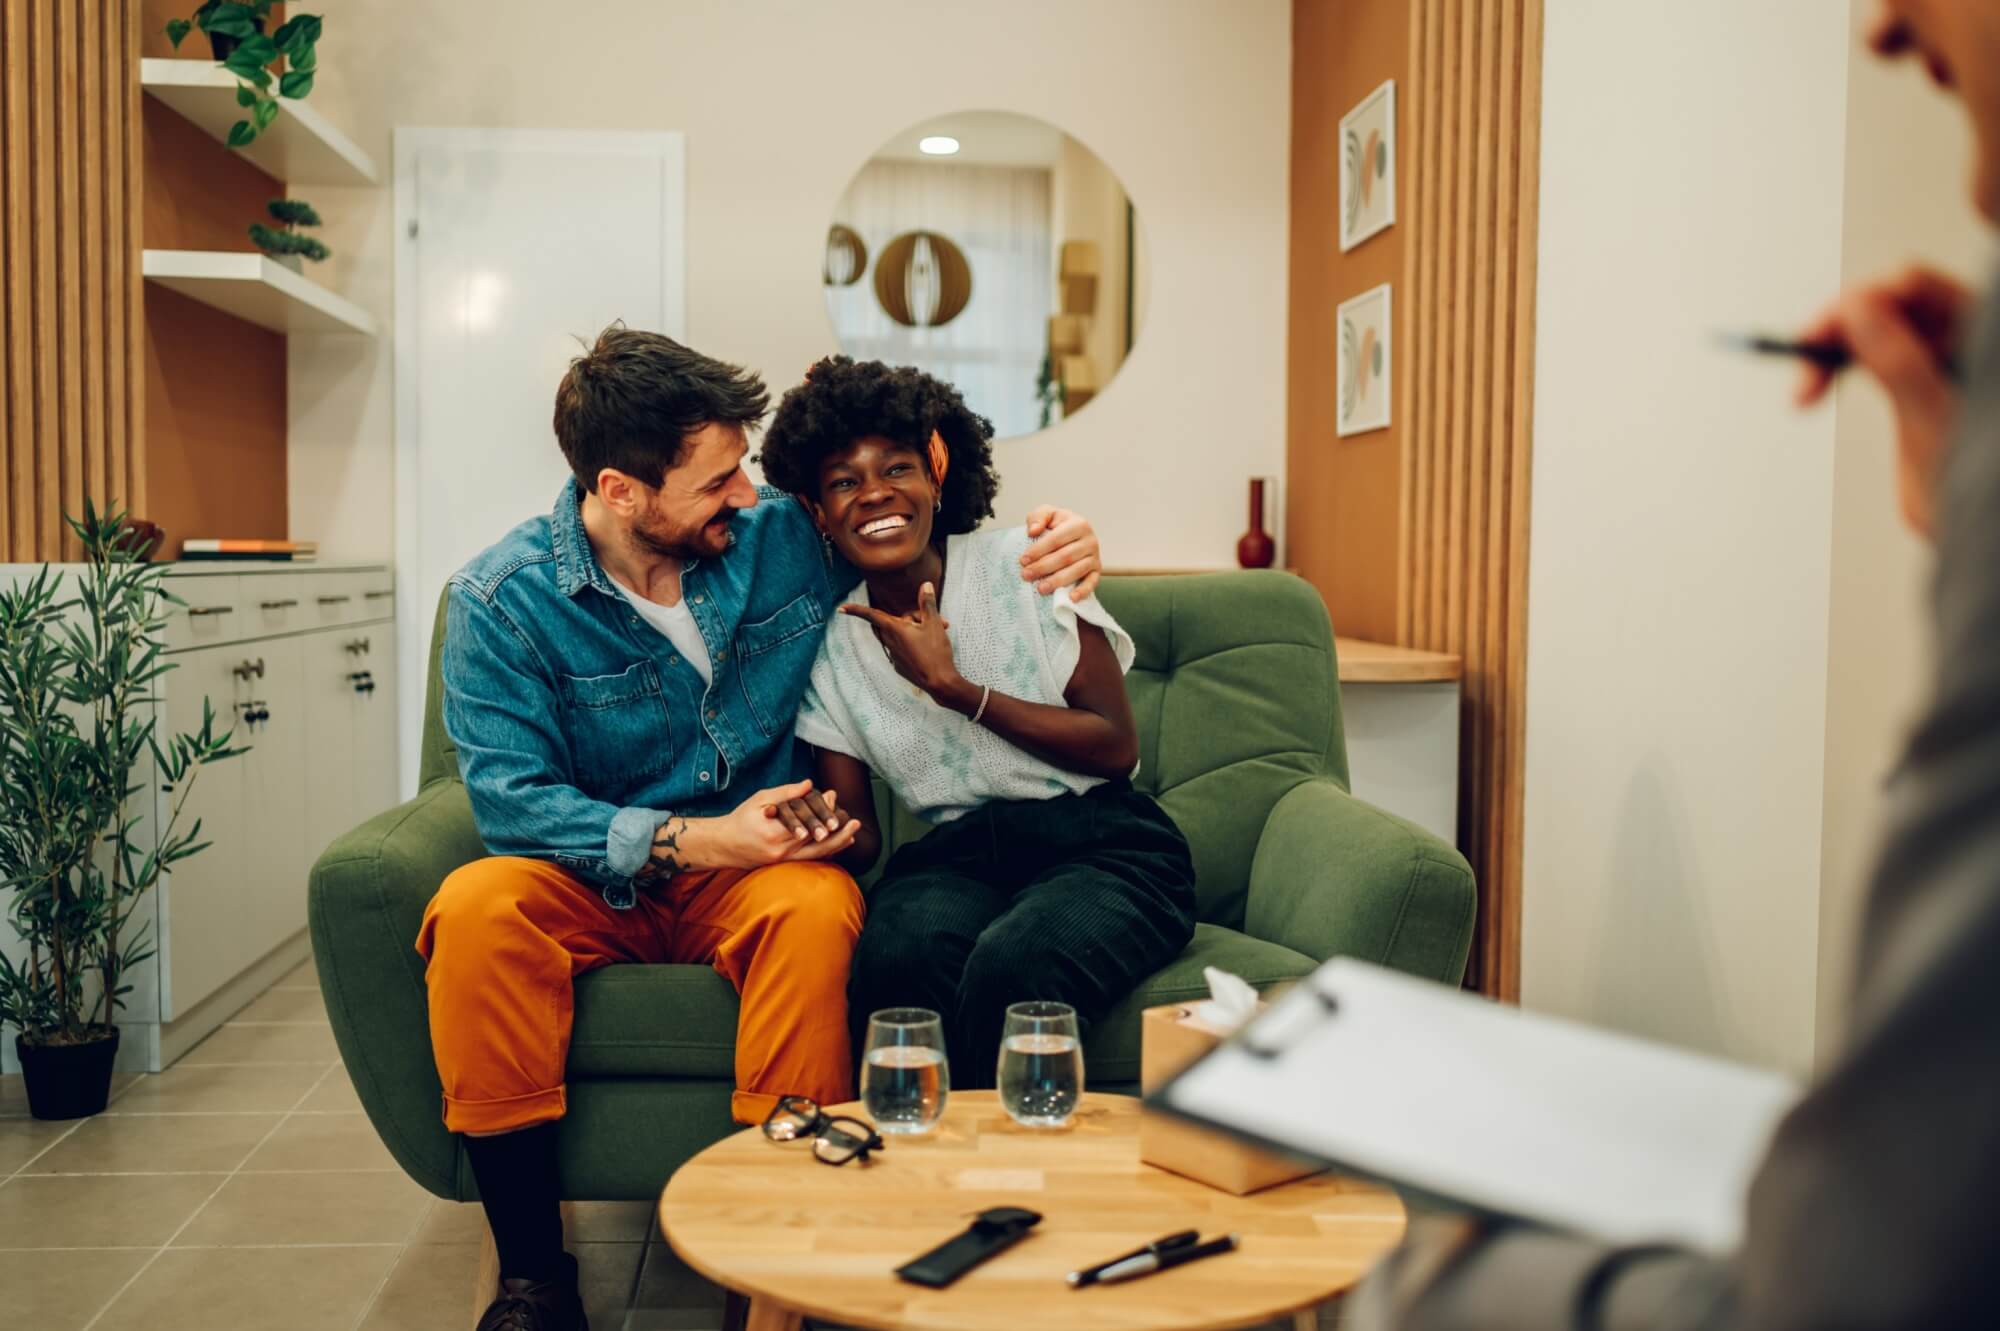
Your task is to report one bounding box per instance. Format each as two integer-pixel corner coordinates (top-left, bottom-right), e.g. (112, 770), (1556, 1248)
(443, 1083), (567, 1136)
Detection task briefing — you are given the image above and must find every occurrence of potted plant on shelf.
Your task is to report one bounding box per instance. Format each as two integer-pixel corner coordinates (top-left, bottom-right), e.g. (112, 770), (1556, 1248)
(250, 198), (331, 272)
(163, 3), (324, 148)
(0, 504), (245, 1120)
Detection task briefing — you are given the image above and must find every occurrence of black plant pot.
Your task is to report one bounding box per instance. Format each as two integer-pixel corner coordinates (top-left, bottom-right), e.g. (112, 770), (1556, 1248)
(207, 17), (265, 63)
(16, 1027), (120, 1120)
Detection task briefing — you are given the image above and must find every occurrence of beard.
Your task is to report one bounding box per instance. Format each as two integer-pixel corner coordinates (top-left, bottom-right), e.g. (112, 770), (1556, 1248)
(631, 504), (734, 561)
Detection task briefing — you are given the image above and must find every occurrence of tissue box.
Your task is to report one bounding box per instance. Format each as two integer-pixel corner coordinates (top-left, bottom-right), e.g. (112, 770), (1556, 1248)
(1139, 1003), (1323, 1196)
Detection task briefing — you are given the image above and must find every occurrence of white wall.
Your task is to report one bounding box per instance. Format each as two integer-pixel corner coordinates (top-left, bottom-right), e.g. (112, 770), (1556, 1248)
(288, 0), (1292, 576)
(1522, 0), (1851, 1074)
(1818, 15), (1991, 1057)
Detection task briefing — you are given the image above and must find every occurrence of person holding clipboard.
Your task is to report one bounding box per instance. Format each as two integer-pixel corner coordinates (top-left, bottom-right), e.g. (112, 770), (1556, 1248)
(1353, 2), (2000, 1326)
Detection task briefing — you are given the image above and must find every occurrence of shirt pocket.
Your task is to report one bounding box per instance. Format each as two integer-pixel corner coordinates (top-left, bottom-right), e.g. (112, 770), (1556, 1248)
(557, 660), (673, 791)
(735, 591), (826, 737)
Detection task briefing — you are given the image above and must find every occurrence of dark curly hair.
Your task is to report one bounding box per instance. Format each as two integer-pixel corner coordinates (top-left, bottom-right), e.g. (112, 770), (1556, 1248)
(757, 357), (999, 537)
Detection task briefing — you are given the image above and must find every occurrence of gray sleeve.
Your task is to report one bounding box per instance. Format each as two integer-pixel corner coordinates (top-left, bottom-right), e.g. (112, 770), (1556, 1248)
(1357, 286), (2000, 1331)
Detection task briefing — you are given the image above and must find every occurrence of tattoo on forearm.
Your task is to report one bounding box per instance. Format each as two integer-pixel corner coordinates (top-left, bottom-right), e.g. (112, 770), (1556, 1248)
(635, 815), (689, 885)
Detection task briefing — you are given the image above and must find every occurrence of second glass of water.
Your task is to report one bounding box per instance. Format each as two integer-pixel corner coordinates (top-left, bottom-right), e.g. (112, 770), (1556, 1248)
(860, 1007), (949, 1135)
(997, 1000), (1084, 1128)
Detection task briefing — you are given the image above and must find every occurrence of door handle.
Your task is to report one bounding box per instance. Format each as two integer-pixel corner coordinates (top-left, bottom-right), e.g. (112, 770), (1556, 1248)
(317, 594), (353, 605)
(233, 657), (265, 680)
(187, 605), (233, 617)
(364, 590), (394, 600)
(260, 598), (300, 610)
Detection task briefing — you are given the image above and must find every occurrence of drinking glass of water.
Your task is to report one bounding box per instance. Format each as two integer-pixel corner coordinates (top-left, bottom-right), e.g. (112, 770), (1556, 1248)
(997, 1001), (1084, 1128)
(861, 1008), (949, 1135)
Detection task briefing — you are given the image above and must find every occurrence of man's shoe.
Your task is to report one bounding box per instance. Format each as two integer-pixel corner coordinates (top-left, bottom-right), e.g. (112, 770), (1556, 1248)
(474, 1252), (589, 1331)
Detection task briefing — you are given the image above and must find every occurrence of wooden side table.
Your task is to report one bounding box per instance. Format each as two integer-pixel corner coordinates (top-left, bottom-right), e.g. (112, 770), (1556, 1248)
(659, 1091), (1405, 1331)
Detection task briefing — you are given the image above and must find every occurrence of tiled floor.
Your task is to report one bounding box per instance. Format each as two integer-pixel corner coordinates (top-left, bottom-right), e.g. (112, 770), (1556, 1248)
(0, 954), (723, 1331)
(3, 956), (1343, 1331)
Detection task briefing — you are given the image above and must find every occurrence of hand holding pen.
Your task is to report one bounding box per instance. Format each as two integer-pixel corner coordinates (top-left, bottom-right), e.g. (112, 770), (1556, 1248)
(1725, 264), (1971, 542)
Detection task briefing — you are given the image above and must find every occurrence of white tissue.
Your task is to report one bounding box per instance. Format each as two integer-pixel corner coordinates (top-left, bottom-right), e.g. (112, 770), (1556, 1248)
(1187, 966), (1260, 1032)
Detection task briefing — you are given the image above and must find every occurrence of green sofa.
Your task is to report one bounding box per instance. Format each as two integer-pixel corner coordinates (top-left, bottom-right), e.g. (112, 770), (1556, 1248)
(308, 571), (1474, 1202)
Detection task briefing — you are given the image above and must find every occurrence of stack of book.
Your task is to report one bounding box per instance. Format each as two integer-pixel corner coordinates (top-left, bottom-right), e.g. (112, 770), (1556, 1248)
(181, 539), (319, 563)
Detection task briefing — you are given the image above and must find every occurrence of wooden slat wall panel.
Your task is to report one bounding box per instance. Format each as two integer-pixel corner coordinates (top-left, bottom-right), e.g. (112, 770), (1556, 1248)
(0, 0), (145, 562)
(1397, 0), (1543, 1000)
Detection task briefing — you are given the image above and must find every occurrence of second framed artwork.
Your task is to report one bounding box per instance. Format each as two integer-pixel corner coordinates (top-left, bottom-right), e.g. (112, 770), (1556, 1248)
(1338, 284), (1392, 437)
(1340, 79), (1397, 251)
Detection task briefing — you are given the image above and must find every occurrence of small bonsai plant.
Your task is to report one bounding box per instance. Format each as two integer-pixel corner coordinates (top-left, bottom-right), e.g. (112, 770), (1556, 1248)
(0, 503), (245, 1119)
(164, 3), (324, 149)
(250, 198), (331, 266)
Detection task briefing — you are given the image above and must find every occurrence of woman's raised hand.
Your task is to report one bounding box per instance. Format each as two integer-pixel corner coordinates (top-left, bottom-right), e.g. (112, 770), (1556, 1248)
(839, 582), (979, 713)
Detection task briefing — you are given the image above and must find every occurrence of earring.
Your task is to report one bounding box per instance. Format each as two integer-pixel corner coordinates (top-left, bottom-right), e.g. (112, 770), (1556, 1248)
(820, 531), (833, 559)
(934, 498), (942, 513)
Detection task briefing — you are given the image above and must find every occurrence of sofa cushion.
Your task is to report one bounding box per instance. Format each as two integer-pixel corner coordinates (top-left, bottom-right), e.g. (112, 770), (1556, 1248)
(1084, 923), (1317, 1085)
(568, 964), (740, 1080)
(564, 923), (1315, 1085)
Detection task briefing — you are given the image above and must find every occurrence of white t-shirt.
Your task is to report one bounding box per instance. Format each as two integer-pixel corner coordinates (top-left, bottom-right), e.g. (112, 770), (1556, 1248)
(611, 576), (713, 685)
(794, 525), (1136, 824)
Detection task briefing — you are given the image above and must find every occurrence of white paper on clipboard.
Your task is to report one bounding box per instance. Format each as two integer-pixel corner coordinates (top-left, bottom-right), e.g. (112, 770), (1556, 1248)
(1147, 957), (1800, 1253)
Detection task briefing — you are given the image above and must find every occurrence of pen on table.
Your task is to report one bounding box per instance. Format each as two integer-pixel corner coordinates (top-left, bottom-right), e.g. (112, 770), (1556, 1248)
(1067, 1230), (1199, 1288)
(1716, 331), (1964, 383)
(1088, 1233), (1241, 1286)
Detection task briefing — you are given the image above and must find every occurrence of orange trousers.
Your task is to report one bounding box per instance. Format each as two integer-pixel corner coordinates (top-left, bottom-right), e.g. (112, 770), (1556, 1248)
(415, 856), (863, 1134)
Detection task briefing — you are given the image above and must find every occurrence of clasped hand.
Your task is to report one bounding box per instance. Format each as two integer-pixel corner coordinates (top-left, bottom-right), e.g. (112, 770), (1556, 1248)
(839, 582), (975, 712)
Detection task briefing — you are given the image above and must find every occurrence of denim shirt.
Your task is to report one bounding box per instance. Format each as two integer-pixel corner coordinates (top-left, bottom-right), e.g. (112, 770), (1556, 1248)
(442, 478), (844, 908)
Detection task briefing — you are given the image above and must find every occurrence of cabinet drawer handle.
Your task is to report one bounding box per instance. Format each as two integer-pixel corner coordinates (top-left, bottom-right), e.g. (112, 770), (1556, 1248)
(364, 590), (394, 600)
(317, 595), (353, 605)
(260, 598), (299, 610)
(187, 605), (233, 617)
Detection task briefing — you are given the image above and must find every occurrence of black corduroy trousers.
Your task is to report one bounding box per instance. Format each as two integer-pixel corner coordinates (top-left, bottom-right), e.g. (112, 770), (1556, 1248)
(846, 780), (1198, 1087)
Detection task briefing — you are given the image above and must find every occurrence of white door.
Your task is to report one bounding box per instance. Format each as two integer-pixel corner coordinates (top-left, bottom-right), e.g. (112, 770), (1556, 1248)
(157, 644), (249, 1021)
(303, 628), (361, 867)
(394, 129), (686, 797)
(243, 637), (308, 963)
(353, 626), (398, 822)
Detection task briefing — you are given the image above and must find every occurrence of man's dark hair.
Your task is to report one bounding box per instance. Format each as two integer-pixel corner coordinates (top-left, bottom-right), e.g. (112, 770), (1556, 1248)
(756, 356), (1000, 537)
(552, 323), (769, 492)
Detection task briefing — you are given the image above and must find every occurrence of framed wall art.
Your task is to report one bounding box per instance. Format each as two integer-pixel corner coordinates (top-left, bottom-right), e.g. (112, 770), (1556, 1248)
(1337, 283), (1392, 437)
(1340, 79), (1397, 251)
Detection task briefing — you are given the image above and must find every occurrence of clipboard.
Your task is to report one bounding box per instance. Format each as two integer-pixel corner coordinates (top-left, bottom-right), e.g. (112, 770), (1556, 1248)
(1145, 957), (1800, 1252)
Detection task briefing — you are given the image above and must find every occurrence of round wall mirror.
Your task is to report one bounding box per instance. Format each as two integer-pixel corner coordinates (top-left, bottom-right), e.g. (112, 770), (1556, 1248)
(823, 111), (1147, 441)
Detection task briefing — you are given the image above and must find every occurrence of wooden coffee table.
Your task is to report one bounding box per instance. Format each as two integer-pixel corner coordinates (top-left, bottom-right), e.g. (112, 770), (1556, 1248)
(658, 1091), (1404, 1331)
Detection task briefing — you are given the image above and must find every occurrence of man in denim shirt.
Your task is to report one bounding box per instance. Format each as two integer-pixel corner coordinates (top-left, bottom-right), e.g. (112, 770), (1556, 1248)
(416, 326), (1103, 1331)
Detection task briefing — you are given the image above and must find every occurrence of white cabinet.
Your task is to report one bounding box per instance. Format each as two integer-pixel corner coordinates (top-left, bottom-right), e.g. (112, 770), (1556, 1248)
(155, 641), (250, 1023)
(149, 563), (397, 1045)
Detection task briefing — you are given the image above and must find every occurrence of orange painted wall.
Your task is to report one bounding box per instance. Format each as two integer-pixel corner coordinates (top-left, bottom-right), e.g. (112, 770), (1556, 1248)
(140, 0), (289, 552)
(1287, 0), (1407, 642)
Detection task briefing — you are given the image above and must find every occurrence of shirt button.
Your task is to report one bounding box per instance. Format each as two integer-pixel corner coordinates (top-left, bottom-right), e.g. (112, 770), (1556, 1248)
(716, 648), (728, 661)
(693, 595), (705, 605)
(705, 708), (717, 720)
(699, 771), (711, 782)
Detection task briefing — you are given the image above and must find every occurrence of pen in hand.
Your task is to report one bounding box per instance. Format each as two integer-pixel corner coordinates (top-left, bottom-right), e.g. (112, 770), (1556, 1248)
(1716, 331), (1963, 383)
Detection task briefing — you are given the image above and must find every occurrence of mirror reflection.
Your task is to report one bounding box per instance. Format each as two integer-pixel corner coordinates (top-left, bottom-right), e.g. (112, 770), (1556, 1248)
(824, 111), (1146, 440)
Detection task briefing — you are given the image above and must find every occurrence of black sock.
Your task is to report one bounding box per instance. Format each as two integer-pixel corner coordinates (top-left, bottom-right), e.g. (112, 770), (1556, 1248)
(463, 1122), (566, 1284)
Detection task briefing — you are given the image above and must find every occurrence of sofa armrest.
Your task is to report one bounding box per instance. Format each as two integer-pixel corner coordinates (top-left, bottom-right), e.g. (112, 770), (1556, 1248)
(1243, 778), (1475, 984)
(307, 779), (487, 1198)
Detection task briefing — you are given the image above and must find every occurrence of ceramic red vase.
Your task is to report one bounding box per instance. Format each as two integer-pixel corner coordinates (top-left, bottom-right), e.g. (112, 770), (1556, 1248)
(1237, 478), (1275, 569)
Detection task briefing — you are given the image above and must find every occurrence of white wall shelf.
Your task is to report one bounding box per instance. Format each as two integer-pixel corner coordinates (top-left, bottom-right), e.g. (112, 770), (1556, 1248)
(143, 249), (379, 336)
(141, 57), (378, 187)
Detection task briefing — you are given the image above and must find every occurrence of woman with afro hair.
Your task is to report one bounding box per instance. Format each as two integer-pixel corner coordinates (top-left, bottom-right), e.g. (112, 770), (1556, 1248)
(757, 356), (1196, 1093)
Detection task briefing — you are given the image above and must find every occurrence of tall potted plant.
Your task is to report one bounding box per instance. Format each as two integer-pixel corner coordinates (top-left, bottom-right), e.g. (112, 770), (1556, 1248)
(0, 505), (245, 1119)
